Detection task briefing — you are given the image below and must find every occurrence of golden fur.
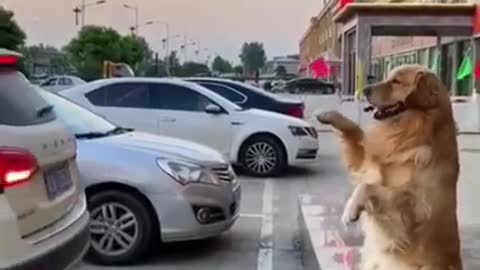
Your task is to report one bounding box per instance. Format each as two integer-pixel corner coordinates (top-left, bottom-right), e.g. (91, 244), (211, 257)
(317, 64), (461, 270)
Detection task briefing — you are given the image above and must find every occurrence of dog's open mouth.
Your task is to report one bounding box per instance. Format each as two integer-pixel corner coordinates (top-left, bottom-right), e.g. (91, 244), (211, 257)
(364, 102), (406, 120)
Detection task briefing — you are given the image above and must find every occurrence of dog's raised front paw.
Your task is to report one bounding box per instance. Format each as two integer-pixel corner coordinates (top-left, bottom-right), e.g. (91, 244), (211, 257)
(341, 196), (361, 226)
(316, 110), (345, 125)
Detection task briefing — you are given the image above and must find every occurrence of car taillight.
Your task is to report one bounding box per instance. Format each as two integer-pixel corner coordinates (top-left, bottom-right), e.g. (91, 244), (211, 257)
(287, 106), (304, 119)
(0, 147), (38, 190)
(0, 49), (21, 68)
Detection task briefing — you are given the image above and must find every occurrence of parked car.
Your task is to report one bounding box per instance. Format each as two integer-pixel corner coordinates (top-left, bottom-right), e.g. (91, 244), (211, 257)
(60, 78), (319, 177)
(284, 78), (335, 94)
(0, 49), (90, 269)
(40, 75), (86, 92)
(37, 88), (241, 265)
(185, 78), (305, 118)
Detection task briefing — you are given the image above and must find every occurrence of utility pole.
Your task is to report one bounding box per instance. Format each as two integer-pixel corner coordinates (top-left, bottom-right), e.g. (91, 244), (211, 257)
(123, 4), (139, 35)
(81, 0), (86, 27)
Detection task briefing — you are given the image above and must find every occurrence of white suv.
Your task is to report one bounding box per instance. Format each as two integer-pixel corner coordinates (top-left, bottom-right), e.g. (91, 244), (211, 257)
(0, 49), (90, 269)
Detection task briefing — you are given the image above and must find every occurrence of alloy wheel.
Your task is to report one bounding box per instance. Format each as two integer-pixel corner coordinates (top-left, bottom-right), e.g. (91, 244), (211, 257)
(245, 142), (277, 175)
(89, 202), (139, 257)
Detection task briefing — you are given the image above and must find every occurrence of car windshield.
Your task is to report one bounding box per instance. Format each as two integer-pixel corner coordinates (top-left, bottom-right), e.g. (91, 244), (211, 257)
(36, 86), (119, 137)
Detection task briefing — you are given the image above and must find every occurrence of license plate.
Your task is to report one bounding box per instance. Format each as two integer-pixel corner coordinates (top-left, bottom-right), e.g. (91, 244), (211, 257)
(44, 165), (73, 200)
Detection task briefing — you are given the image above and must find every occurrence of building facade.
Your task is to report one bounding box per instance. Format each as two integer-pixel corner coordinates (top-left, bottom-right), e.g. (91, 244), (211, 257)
(299, 0), (475, 95)
(299, 0), (341, 77)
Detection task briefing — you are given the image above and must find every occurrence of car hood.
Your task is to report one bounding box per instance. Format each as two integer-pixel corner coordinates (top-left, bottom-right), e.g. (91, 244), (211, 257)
(236, 108), (310, 126)
(83, 131), (227, 165)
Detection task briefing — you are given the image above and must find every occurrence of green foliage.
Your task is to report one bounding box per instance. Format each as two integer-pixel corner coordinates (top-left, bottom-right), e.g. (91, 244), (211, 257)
(233, 65), (244, 75)
(239, 42), (266, 74)
(0, 6), (26, 50)
(65, 26), (148, 81)
(180, 62), (210, 77)
(167, 51), (181, 76)
(212, 56), (233, 73)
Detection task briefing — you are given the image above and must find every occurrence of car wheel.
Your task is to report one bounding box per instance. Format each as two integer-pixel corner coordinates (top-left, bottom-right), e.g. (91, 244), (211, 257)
(86, 190), (157, 265)
(239, 135), (286, 177)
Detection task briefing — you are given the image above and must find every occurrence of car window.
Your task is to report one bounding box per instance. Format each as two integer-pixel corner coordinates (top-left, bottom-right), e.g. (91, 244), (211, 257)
(85, 86), (107, 106)
(199, 83), (246, 104)
(41, 78), (57, 86)
(58, 77), (73, 86)
(149, 83), (213, 112)
(86, 83), (150, 108)
(38, 88), (116, 135)
(0, 71), (56, 126)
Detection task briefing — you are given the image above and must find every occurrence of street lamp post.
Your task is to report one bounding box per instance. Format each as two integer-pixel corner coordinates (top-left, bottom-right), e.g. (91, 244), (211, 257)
(73, 0), (106, 27)
(123, 3), (139, 35)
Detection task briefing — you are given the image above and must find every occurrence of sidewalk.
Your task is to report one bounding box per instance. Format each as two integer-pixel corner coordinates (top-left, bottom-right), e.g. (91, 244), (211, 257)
(299, 134), (480, 270)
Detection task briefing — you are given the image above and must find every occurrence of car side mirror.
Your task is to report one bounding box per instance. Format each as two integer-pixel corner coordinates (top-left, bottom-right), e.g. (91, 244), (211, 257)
(204, 104), (223, 114)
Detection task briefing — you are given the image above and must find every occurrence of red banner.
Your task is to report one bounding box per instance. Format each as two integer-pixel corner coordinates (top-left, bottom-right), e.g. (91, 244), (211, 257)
(473, 4), (480, 35)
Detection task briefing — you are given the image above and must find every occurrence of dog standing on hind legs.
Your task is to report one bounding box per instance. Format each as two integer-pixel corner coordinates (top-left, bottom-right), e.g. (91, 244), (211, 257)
(317, 65), (462, 270)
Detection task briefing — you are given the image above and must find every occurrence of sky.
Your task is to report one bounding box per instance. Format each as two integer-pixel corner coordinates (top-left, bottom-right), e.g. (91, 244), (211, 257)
(0, 0), (323, 64)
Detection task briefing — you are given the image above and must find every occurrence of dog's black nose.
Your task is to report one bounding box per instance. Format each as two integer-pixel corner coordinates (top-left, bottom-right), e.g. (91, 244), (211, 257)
(363, 86), (372, 97)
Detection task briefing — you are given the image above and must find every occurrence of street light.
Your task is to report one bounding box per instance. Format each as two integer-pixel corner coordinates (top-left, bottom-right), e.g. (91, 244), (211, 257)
(129, 20), (155, 33)
(73, 0), (106, 27)
(123, 3), (139, 35)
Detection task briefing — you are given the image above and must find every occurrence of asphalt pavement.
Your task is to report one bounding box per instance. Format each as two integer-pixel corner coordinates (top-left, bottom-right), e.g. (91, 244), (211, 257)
(78, 133), (352, 270)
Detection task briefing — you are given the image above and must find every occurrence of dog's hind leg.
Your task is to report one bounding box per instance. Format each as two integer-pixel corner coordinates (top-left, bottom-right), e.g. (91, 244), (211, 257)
(342, 183), (420, 252)
(317, 111), (366, 171)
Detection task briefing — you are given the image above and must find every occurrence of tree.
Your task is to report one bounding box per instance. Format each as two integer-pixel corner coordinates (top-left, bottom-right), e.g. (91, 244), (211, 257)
(275, 65), (287, 77)
(0, 6), (26, 50)
(65, 26), (148, 81)
(167, 51), (181, 76)
(212, 56), (232, 74)
(180, 62), (210, 77)
(239, 42), (267, 75)
(233, 65), (244, 75)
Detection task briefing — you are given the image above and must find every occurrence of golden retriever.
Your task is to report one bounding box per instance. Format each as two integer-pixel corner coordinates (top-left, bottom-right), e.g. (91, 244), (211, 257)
(317, 64), (461, 270)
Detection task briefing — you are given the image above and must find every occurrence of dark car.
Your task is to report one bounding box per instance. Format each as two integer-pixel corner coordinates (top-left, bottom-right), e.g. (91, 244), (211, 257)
(285, 78), (335, 94)
(186, 78), (305, 119)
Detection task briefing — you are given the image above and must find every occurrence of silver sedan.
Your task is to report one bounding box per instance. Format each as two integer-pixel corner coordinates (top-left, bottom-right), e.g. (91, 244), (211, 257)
(37, 89), (241, 265)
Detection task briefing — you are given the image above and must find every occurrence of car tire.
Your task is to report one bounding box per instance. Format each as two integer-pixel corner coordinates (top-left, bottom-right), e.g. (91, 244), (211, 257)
(239, 135), (287, 177)
(86, 190), (157, 265)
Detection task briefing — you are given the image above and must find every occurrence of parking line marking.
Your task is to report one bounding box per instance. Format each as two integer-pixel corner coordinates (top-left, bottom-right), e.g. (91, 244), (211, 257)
(257, 179), (273, 270)
(240, 213), (264, 218)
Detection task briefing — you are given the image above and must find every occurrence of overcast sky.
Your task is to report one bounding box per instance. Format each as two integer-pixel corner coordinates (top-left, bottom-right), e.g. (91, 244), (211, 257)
(1, 0), (323, 64)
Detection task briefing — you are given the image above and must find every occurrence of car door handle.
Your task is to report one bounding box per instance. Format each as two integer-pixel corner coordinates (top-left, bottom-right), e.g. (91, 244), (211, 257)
(159, 117), (176, 123)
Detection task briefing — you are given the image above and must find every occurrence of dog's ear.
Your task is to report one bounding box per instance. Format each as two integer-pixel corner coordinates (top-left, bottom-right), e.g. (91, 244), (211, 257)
(405, 71), (440, 110)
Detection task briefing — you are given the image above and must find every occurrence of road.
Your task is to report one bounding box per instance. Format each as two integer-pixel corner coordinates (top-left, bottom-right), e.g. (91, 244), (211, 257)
(79, 133), (351, 270)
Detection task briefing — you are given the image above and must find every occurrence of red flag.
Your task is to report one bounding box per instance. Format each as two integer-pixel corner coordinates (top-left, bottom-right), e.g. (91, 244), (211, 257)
(309, 58), (330, 79)
(474, 62), (480, 79)
(340, 0), (354, 8)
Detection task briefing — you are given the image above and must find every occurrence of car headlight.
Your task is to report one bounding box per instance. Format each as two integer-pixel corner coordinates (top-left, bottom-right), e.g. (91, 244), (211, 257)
(288, 125), (308, 136)
(156, 158), (219, 185)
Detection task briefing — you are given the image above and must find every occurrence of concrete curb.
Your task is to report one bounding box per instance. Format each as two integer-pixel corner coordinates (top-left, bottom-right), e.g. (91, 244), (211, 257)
(298, 194), (363, 270)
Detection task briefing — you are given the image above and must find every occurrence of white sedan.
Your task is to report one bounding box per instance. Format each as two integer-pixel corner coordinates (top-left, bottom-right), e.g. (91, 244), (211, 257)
(40, 75), (86, 92)
(60, 78), (319, 177)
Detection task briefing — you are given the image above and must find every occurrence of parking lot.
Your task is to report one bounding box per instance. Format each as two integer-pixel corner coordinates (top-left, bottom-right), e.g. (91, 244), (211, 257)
(79, 133), (350, 270)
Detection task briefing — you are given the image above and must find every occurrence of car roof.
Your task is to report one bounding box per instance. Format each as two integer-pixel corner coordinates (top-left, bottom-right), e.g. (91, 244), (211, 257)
(184, 77), (282, 99)
(62, 77), (243, 110)
(0, 48), (22, 57)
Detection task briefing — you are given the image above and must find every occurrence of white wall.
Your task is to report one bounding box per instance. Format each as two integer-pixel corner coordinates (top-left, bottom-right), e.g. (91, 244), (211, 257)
(277, 94), (480, 133)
